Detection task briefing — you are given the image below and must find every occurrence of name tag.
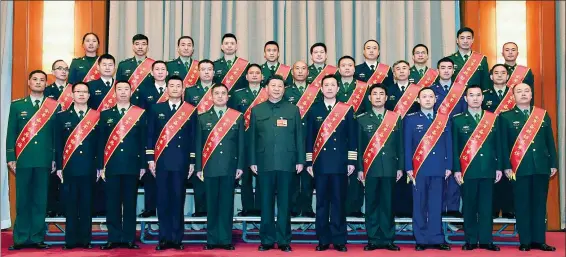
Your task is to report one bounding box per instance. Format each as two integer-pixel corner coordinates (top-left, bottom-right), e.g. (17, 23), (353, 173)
(158, 113), (165, 119)
(277, 118), (287, 127)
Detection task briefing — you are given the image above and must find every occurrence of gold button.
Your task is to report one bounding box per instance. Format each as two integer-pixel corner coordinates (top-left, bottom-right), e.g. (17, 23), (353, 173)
(79, 143), (83, 146)
(120, 140), (123, 143)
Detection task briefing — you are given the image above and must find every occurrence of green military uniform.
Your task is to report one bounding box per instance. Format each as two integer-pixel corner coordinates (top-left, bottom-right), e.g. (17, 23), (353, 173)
(409, 66), (428, 85)
(54, 105), (99, 246)
(116, 57), (154, 106)
(357, 110), (403, 246)
(249, 100), (305, 246)
(228, 86), (263, 215)
(452, 110), (502, 245)
(6, 96), (57, 245)
(45, 83), (67, 100)
(336, 79), (369, 114)
(166, 57), (196, 80)
(504, 64), (535, 105)
(69, 56), (98, 85)
(500, 107), (557, 246)
(195, 107), (245, 246)
(260, 62), (293, 86)
(213, 56), (248, 92)
(447, 51), (490, 90)
(306, 64), (337, 85)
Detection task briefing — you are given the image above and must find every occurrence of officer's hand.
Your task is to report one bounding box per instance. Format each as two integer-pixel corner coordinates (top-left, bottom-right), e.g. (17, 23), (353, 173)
(406, 170), (414, 184)
(148, 161), (156, 177)
(550, 168), (558, 177)
(250, 165), (258, 175)
(51, 161), (56, 173)
(396, 170), (403, 182)
(197, 171), (204, 181)
(296, 164), (303, 174)
(307, 166), (314, 177)
(99, 169), (106, 182)
(504, 169), (513, 179)
(445, 170), (452, 180)
(139, 169), (146, 180)
(189, 164), (195, 174)
(56, 170), (63, 183)
(454, 172), (463, 185)
(357, 171), (364, 182)
(347, 165), (355, 176)
(235, 169), (243, 180)
(495, 170), (502, 183)
(7, 161), (16, 174)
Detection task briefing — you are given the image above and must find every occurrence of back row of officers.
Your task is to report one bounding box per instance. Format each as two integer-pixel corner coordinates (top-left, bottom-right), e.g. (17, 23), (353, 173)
(6, 27), (558, 253)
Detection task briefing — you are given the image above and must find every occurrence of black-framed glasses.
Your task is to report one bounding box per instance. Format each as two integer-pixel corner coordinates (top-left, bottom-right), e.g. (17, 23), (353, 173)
(54, 67), (70, 72)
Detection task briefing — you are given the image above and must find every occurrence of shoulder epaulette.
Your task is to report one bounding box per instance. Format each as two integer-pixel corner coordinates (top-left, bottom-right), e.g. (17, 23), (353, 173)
(453, 113), (464, 117)
(234, 88), (246, 92)
(355, 112), (368, 118)
(406, 112), (417, 116)
(482, 89), (491, 93)
(11, 98), (23, 102)
(214, 58), (223, 63)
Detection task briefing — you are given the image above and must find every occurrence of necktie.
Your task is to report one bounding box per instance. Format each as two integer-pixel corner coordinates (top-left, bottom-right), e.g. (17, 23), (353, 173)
(58, 86), (64, 92)
(297, 86), (304, 94)
(444, 85), (449, 92)
(34, 100), (41, 108)
(226, 60), (233, 69)
(79, 110), (85, 119)
(318, 67), (323, 73)
(270, 65), (276, 73)
(377, 114), (383, 123)
(327, 105), (332, 112)
(120, 108), (126, 116)
(158, 87), (164, 94)
(184, 61), (190, 70)
(497, 89), (504, 99)
(344, 82), (350, 91)
(474, 113), (480, 123)
(523, 109), (530, 117)
(401, 85), (406, 92)
(252, 90), (258, 96)
(172, 104), (177, 112)
(419, 69), (424, 77)
(370, 65), (375, 72)
(203, 86), (209, 92)
(105, 81), (111, 87)
(426, 113), (433, 120)
(464, 54), (469, 62)
(137, 60), (142, 66)
(218, 110), (224, 118)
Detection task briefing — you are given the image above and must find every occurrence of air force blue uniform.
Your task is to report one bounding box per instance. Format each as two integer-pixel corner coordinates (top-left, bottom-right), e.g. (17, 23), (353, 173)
(403, 111), (452, 245)
(305, 102), (356, 245)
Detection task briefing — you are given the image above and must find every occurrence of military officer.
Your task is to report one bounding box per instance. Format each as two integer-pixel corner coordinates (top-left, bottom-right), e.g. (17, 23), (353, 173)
(196, 83), (245, 250)
(357, 84), (403, 251)
(284, 61), (315, 217)
(229, 63), (263, 216)
(184, 59), (215, 217)
(249, 75), (305, 252)
(452, 85), (502, 251)
(446, 27), (490, 90)
(98, 80), (146, 250)
(54, 82), (99, 250)
(306, 43), (337, 84)
(500, 83), (557, 252)
(68, 32), (100, 84)
(147, 75), (196, 250)
(116, 34), (154, 105)
(354, 40), (394, 87)
(261, 41), (293, 86)
(404, 87), (452, 251)
(410, 44), (430, 84)
(213, 33), (248, 92)
(502, 42), (535, 105)
(45, 60), (70, 218)
(386, 60), (419, 114)
(306, 75), (355, 252)
(7, 70), (56, 250)
(167, 36), (196, 80)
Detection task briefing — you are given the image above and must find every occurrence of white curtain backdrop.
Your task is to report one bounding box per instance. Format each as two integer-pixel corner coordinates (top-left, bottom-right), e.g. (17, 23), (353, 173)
(0, 0), (14, 230)
(109, 1), (459, 68)
(556, 0), (565, 230)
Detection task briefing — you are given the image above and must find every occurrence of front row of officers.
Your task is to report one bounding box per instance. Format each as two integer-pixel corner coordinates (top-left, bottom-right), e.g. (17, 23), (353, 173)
(7, 69), (557, 252)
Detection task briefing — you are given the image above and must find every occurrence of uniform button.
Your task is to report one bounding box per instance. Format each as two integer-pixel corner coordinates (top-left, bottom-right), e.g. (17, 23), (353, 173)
(333, 148), (336, 150)
(79, 143), (83, 146)
(220, 151), (223, 154)
(79, 151), (83, 154)
(120, 149), (123, 152)
(480, 153), (483, 157)
(34, 141), (37, 144)
(323, 148), (326, 151)
(179, 136), (182, 139)
(178, 145), (181, 148)
(432, 151), (436, 155)
(533, 148), (536, 152)
(382, 152), (386, 155)
(333, 138), (337, 141)
(219, 143), (223, 146)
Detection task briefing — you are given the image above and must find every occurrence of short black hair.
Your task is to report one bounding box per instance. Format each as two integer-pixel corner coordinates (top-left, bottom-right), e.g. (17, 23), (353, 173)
(247, 63), (262, 73)
(72, 82), (89, 91)
(177, 36), (194, 46)
(51, 59), (66, 70)
(28, 70), (47, 80)
(114, 80), (131, 90)
(198, 59), (214, 68)
(490, 64), (509, 75)
(264, 41), (279, 51)
(363, 39), (380, 49)
(321, 74), (338, 85)
(132, 34), (149, 44)
(393, 60), (410, 69)
(151, 60), (167, 70)
(436, 57), (454, 68)
(418, 87), (435, 98)
(412, 44), (429, 55)
(98, 53), (115, 64)
(465, 84), (482, 95)
(167, 75), (183, 85)
(222, 33), (237, 43)
(82, 32), (100, 44)
(211, 83), (228, 93)
(338, 55), (355, 66)
(369, 83), (388, 95)
(310, 43), (327, 54)
(457, 27), (474, 38)
(266, 75), (286, 86)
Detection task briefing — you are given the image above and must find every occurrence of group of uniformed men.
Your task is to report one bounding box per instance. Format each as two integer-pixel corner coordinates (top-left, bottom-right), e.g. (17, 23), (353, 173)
(6, 27), (558, 253)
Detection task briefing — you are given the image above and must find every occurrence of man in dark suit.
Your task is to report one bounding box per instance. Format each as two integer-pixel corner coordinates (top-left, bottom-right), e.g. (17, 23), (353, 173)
(146, 75), (197, 250)
(354, 39), (394, 87)
(306, 75), (355, 252)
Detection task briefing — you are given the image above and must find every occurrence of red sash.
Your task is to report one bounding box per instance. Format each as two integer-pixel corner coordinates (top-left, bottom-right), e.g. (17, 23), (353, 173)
(244, 88), (268, 130)
(362, 111), (400, 178)
(459, 111), (497, 178)
(128, 58), (155, 92)
(366, 63), (390, 84)
(62, 109), (100, 170)
(97, 81), (117, 112)
(346, 80), (368, 112)
(437, 81), (466, 116)
(154, 102), (196, 162)
(184, 60), (200, 88)
(310, 65), (338, 88)
(494, 65), (529, 115)
(296, 84), (320, 119)
(312, 102), (351, 163)
(275, 64), (292, 81)
(509, 107), (546, 179)
(394, 69), (439, 118)
(201, 109), (241, 172)
(103, 106), (145, 168)
(454, 52), (484, 85)
(507, 65), (530, 87)
(83, 57), (101, 83)
(15, 98), (58, 159)
(412, 113), (449, 180)
(57, 84), (74, 111)
(197, 58), (249, 114)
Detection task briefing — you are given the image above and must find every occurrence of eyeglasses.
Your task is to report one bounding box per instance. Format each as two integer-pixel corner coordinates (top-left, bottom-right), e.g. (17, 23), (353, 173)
(73, 90), (89, 94)
(54, 67), (70, 72)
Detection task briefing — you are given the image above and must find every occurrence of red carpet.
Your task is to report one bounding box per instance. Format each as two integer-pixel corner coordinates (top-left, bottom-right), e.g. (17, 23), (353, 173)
(1, 231), (564, 257)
